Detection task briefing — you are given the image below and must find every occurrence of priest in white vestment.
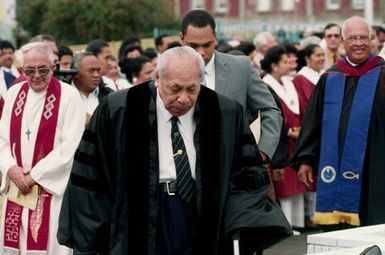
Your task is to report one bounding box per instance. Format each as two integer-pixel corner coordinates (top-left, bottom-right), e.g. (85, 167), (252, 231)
(0, 42), (85, 254)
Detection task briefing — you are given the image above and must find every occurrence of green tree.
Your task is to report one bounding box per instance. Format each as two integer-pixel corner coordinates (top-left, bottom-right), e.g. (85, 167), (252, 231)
(16, 0), (178, 45)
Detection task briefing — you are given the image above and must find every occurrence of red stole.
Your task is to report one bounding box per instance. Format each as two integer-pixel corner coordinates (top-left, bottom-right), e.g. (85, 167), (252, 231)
(3, 78), (61, 254)
(333, 55), (385, 76)
(0, 95), (4, 119)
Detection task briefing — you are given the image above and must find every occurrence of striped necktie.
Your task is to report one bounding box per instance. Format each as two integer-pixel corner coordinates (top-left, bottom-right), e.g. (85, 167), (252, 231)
(170, 116), (195, 202)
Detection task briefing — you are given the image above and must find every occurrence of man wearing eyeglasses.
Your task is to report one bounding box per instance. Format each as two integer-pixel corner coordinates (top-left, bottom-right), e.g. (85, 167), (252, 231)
(292, 16), (385, 228)
(322, 23), (343, 70)
(0, 42), (85, 255)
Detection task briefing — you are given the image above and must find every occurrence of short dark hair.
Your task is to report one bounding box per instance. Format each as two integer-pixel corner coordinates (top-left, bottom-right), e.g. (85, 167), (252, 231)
(85, 39), (109, 57)
(372, 25), (385, 36)
(0, 40), (15, 52)
(142, 48), (157, 60)
(260, 45), (287, 73)
(118, 36), (142, 60)
(216, 43), (233, 53)
(296, 44), (321, 71)
(283, 43), (298, 55)
(123, 44), (143, 58)
(155, 34), (169, 47)
(323, 23), (341, 37)
(119, 56), (151, 83)
(234, 42), (256, 56)
(181, 10), (216, 35)
(58, 45), (73, 60)
(166, 41), (182, 49)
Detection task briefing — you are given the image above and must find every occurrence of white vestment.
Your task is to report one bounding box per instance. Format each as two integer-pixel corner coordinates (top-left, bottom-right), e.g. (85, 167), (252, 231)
(0, 80), (85, 255)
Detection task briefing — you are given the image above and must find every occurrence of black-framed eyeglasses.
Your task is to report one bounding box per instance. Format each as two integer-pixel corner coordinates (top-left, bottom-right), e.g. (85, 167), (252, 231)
(24, 67), (51, 77)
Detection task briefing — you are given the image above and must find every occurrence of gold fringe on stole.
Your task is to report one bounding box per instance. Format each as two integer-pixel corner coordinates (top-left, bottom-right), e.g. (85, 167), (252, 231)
(313, 211), (360, 226)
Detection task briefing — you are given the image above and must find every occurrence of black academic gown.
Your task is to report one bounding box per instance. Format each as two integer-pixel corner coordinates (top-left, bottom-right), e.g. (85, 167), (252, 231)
(291, 57), (385, 225)
(58, 81), (292, 254)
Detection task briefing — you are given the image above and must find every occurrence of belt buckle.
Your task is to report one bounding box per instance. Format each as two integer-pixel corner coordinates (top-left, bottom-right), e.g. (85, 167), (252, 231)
(165, 181), (176, 196)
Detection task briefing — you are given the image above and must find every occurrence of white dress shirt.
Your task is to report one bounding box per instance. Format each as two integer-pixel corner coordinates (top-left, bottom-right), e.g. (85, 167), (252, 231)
(156, 89), (196, 181)
(102, 76), (118, 91)
(72, 81), (100, 115)
(204, 54), (216, 90)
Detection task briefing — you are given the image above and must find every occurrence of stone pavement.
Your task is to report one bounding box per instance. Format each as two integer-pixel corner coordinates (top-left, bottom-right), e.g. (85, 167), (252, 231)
(264, 230), (323, 255)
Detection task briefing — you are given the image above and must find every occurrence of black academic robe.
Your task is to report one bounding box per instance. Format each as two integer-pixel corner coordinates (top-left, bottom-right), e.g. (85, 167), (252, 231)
(291, 57), (385, 225)
(58, 81), (292, 254)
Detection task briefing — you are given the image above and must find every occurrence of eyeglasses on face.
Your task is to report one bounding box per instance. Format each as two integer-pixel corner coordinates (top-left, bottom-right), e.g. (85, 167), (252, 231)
(24, 67), (51, 77)
(345, 35), (371, 44)
(326, 34), (341, 39)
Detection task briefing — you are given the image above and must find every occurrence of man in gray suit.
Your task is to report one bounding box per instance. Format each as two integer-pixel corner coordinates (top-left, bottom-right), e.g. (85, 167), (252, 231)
(180, 9), (282, 163)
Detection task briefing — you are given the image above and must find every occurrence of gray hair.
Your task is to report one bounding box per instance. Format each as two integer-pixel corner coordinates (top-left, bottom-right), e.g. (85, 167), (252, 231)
(341, 16), (371, 39)
(20, 42), (56, 65)
(253, 31), (275, 51)
(30, 34), (56, 43)
(300, 35), (322, 50)
(156, 46), (205, 81)
(71, 51), (95, 70)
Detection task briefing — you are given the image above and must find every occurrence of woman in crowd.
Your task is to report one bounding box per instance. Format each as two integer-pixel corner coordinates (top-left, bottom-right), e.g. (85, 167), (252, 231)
(119, 55), (154, 85)
(293, 44), (325, 113)
(292, 43), (325, 228)
(106, 56), (132, 90)
(283, 43), (299, 77)
(260, 45), (305, 232)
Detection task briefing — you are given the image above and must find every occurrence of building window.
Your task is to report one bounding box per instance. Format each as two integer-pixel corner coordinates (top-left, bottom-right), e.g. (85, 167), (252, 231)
(326, 0), (340, 10)
(214, 0), (228, 13)
(281, 0), (295, 11)
(352, 0), (364, 9)
(256, 0), (271, 12)
(191, 0), (205, 9)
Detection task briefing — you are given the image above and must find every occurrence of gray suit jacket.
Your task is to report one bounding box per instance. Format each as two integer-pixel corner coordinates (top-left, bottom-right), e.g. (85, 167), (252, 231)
(214, 51), (282, 158)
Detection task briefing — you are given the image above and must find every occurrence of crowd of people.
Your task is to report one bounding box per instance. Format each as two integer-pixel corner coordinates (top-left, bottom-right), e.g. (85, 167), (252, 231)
(0, 9), (384, 255)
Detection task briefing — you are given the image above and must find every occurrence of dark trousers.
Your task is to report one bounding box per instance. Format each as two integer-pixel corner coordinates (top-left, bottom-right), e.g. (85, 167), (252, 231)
(156, 190), (197, 255)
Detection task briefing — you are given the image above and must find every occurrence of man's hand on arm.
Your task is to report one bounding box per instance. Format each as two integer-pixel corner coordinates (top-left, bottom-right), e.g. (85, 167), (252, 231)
(8, 165), (32, 194)
(298, 163), (313, 188)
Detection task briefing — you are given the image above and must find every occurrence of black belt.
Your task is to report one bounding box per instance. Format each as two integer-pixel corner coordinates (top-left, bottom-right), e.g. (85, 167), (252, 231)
(160, 180), (177, 195)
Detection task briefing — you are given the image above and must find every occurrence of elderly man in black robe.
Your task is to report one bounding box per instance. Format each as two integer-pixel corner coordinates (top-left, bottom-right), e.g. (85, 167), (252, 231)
(58, 46), (291, 254)
(292, 16), (385, 227)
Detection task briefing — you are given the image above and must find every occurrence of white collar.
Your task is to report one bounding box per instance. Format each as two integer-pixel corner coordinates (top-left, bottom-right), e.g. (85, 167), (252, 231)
(2, 66), (11, 73)
(297, 66), (324, 85)
(263, 74), (300, 115)
(346, 57), (359, 67)
(72, 81), (99, 98)
(205, 53), (215, 76)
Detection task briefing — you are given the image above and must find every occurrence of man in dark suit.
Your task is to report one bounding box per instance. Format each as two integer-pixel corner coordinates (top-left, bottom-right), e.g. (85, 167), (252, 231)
(179, 10), (282, 164)
(0, 40), (18, 78)
(58, 46), (291, 254)
(0, 42), (16, 116)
